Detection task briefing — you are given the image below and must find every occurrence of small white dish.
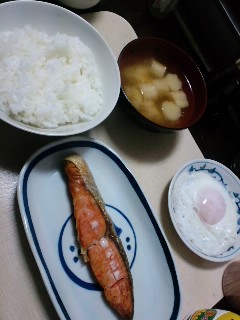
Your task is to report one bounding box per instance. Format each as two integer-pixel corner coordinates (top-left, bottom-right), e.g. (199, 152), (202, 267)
(0, 1), (120, 136)
(168, 159), (240, 262)
(17, 137), (181, 320)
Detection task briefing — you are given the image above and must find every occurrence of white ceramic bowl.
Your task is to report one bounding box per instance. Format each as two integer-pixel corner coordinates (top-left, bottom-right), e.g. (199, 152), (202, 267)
(168, 159), (240, 262)
(0, 1), (120, 136)
(57, 0), (101, 9)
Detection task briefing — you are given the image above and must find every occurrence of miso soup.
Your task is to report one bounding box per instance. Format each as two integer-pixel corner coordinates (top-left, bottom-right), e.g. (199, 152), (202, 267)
(120, 57), (193, 128)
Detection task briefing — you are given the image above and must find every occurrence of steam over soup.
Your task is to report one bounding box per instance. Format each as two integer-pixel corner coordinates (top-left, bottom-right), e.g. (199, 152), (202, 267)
(121, 57), (192, 128)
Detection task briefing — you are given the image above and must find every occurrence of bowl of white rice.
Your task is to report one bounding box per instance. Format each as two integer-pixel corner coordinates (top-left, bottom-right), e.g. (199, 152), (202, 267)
(0, 1), (120, 136)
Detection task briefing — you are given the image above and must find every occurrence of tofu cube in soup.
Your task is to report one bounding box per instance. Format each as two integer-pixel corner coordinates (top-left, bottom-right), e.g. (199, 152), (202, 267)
(162, 101), (181, 121)
(153, 78), (169, 92)
(151, 59), (167, 78)
(124, 86), (143, 107)
(171, 91), (189, 108)
(166, 73), (182, 91)
(139, 83), (158, 100)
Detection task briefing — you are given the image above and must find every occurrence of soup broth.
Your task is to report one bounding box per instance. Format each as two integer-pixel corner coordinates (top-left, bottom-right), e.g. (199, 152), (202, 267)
(121, 56), (194, 128)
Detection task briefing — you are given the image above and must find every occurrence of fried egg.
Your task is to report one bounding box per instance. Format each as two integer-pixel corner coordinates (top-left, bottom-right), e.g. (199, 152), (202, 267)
(172, 171), (237, 256)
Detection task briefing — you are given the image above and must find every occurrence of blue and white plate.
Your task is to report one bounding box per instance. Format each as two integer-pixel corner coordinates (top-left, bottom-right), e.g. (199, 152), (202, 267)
(168, 159), (240, 262)
(17, 137), (181, 320)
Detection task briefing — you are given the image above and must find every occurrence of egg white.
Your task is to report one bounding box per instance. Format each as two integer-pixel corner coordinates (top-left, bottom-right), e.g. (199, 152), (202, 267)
(172, 171), (237, 256)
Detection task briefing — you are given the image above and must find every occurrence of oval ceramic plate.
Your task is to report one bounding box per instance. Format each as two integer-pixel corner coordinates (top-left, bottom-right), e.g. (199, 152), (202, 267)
(17, 137), (181, 320)
(0, 1), (120, 136)
(168, 159), (240, 262)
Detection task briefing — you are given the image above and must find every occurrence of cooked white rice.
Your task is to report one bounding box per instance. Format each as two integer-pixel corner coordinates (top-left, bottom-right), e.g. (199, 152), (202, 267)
(0, 25), (103, 128)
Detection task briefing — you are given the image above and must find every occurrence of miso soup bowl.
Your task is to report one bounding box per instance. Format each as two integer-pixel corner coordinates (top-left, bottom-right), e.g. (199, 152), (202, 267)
(118, 37), (207, 132)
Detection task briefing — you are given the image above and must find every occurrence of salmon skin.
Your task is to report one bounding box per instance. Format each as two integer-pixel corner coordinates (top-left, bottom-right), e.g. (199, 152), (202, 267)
(64, 155), (134, 320)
